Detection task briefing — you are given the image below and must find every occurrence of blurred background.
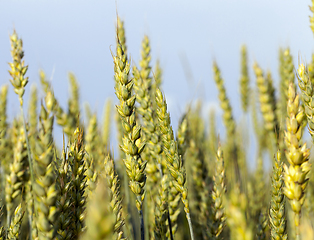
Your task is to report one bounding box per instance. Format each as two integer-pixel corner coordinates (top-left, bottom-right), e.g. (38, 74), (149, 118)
(0, 0), (313, 168)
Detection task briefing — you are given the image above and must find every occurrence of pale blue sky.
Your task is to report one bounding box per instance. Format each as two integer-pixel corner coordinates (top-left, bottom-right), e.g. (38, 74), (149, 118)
(0, 1), (313, 166)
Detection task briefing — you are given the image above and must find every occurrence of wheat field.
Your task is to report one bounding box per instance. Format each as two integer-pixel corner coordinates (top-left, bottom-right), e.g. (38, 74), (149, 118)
(1, 2), (314, 240)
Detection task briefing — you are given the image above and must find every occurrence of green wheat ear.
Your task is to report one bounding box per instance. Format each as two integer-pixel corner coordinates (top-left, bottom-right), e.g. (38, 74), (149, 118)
(279, 48), (295, 122)
(8, 30), (28, 106)
(114, 26), (146, 239)
(8, 30), (35, 239)
(117, 17), (127, 57)
(153, 174), (169, 240)
(33, 91), (59, 239)
(153, 60), (163, 91)
(7, 204), (24, 240)
(213, 61), (241, 189)
(5, 118), (29, 226)
(270, 150), (287, 240)
(114, 44), (146, 209)
(56, 146), (74, 240)
(310, 0), (314, 36)
(114, 18), (128, 162)
(253, 63), (278, 146)
(0, 207), (5, 240)
(239, 45), (250, 113)
(213, 61), (235, 137)
(85, 119), (98, 196)
(102, 98), (112, 151)
(39, 70), (79, 137)
(227, 186), (253, 240)
(85, 114), (101, 171)
(104, 155), (125, 240)
(208, 144), (226, 239)
(155, 88), (195, 240)
(0, 84), (8, 138)
(28, 85), (38, 151)
(184, 106), (208, 239)
(256, 211), (267, 240)
(297, 63), (314, 141)
(82, 177), (117, 240)
(69, 128), (88, 237)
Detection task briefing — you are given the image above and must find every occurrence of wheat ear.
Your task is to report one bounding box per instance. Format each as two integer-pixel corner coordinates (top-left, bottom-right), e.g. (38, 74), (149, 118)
(253, 63), (278, 144)
(7, 204), (24, 240)
(82, 177), (117, 240)
(104, 155), (125, 240)
(68, 128), (87, 237)
(310, 0), (314, 36)
(208, 144), (226, 239)
(33, 91), (59, 239)
(155, 88), (194, 240)
(56, 146), (74, 240)
(284, 83), (310, 238)
(270, 150), (287, 240)
(153, 175), (169, 240)
(8, 30), (35, 238)
(5, 119), (29, 226)
(240, 45), (250, 113)
(114, 39), (146, 240)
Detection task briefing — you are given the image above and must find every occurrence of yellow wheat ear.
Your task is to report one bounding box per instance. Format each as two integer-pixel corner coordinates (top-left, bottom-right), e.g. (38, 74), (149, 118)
(284, 83), (310, 238)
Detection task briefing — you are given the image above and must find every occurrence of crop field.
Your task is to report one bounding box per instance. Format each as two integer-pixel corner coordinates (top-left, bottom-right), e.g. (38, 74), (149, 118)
(1, 1), (314, 240)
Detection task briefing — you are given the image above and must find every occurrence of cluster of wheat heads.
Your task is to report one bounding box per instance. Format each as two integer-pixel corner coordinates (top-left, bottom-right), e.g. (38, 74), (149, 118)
(2, 3), (314, 240)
